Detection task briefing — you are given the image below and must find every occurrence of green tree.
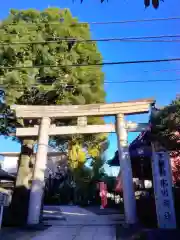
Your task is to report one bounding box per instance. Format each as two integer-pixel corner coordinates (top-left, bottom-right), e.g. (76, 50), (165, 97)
(149, 98), (180, 184)
(150, 97), (180, 151)
(0, 8), (106, 225)
(91, 156), (105, 182)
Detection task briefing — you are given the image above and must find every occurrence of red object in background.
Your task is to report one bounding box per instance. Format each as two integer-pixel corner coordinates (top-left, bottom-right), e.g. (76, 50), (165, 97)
(170, 151), (180, 184)
(99, 182), (107, 208)
(115, 172), (123, 193)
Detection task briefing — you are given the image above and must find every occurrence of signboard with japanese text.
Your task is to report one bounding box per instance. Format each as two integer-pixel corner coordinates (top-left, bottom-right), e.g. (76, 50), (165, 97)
(151, 146), (176, 229)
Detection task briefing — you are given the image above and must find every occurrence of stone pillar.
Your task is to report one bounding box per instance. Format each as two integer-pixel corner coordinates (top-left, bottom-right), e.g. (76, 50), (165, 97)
(27, 117), (51, 225)
(116, 113), (137, 224)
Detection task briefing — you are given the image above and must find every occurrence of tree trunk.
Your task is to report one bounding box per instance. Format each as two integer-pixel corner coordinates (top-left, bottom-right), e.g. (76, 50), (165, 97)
(7, 139), (34, 226)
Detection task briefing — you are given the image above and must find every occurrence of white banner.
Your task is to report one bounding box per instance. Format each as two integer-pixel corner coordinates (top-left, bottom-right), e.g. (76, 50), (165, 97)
(151, 147), (176, 229)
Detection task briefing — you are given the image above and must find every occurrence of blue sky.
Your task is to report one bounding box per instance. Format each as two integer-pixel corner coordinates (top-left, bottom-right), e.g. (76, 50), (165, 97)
(0, 0), (179, 160)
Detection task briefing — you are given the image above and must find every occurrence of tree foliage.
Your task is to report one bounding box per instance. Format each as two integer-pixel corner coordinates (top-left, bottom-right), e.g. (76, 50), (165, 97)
(151, 98), (180, 151)
(73, 156), (106, 204)
(0, 7), (107, 153)
(0, 8), (105, 105)
(150, 98), (180, 185)
(90, 155), (105, 182)
(0, 8), (107, 225)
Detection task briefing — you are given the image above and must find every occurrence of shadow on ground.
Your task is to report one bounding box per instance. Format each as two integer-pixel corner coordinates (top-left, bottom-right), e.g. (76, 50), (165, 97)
(82, 206), (123, 215)
(0, 225), (49, 240)
(116, 224), (180, 240)
(0, 205), (65, 240)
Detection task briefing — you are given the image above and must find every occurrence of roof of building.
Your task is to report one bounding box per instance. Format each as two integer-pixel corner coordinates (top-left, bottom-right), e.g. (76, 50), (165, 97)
(0, 169), (15, 181)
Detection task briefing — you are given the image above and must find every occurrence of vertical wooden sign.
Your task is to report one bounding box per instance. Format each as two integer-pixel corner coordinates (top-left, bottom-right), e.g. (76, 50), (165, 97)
(151, 146), (176, 229)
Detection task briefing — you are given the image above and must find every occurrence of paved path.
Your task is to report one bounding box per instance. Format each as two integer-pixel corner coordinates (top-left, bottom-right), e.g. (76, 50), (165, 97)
(43, 205), (65, 221)
(32, 206), (124, 240)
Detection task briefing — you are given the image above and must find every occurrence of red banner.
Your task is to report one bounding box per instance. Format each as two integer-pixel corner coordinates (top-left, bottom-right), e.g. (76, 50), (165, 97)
(99, 182), (107, 208)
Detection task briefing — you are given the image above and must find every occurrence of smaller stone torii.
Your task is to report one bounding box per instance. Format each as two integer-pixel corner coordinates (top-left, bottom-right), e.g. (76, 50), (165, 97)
(11, 98), (154, 225)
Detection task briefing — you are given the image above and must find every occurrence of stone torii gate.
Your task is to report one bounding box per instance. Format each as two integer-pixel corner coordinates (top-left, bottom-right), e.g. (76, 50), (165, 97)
(11, 98), (154, 225)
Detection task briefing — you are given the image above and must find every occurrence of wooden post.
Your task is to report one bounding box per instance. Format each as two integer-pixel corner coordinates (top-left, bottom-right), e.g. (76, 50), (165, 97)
(27, 117), (51, 225)
(116, 113), (137, 224)
(77, 116), (87, 126)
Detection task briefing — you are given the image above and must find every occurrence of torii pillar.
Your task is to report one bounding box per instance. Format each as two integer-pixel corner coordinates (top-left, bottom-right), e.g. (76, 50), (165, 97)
(27, 117), (51, 225)
(116, 113), (137, 224)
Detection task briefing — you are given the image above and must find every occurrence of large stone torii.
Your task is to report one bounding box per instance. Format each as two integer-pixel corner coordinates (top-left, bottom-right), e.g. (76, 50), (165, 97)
(12, 98), (154, 225)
